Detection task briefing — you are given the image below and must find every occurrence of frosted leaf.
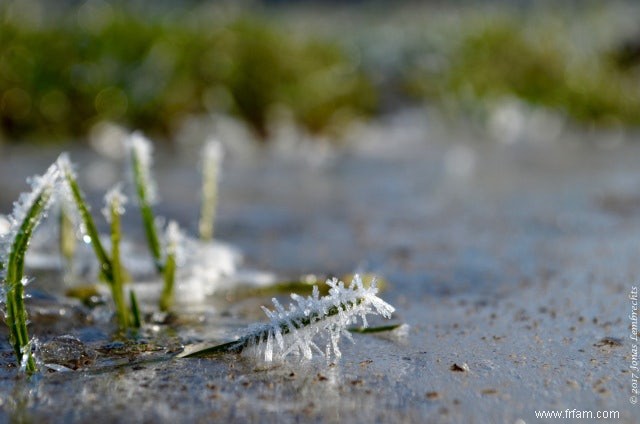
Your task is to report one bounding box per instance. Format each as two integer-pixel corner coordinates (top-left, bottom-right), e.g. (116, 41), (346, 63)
(0, 161), (60, 271)
(198, 138), (224, 241)
(101, 183), (128, 222)
(239, 274), (395, 363)
(125, 131), (158, 204)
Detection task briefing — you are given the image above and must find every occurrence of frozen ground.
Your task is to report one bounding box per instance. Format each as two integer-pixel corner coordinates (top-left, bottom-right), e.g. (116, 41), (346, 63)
(0, 110), (637, 422)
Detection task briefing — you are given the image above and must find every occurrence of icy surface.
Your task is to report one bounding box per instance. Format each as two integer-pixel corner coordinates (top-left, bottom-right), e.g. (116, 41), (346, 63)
(38, 335), (96, 370)
(0, 110), (638, 422)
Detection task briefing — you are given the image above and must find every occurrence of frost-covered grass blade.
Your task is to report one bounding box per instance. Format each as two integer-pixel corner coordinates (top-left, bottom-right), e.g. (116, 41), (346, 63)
(126, 133), (190, 312)
(159, 221), (181, 312)
(104, 185), (131, 331)
(180, 274), (395, 362)
(58, 154), (113, 283)
(59, 155), (138, 332)
(58, 203), (77, 275)
(198, 139), (223, 242)
(1, 162), (60, 373)
(126, 132), (163, 274)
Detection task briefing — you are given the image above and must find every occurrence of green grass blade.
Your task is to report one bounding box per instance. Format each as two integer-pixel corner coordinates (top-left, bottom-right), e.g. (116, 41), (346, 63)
(108, 189), (129, 331)
(3, 163), (59, 373)
(198, 140), (223, 241)
(129, 290), (142, 329)
(7, 192), (50, 373)
(159, 221), (180, 312)
(128, 134), (164, 274)
(59, 203), (77, 272)
(58, 155), (113, 283)
(348, 323), (403, 334)
(159, 250), (176, 312)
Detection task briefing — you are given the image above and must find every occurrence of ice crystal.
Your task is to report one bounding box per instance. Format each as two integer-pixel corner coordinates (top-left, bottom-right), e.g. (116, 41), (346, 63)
(126, 131), (158, 204)
(241, 274), (395, 362)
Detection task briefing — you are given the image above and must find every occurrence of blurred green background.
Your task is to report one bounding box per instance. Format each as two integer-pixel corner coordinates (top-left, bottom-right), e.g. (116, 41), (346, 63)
(1, 0), (639, 145)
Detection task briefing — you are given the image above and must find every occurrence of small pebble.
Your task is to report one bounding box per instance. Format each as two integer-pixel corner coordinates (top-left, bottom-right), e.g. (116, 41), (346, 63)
(450, 362), (470, 372)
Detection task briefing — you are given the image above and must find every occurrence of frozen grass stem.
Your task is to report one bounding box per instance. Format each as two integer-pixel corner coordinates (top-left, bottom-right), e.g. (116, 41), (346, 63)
(58, 154), (113, 283)
(159, 221), (181, 312)
(60, 155), (138, 331)
(1, 162), (60, 373)
(104, 185), (131, 330)
(127, 133), (185, 311)
(199, 139), (223, 242)
(182, 275), (395, 362)
(127, 133), (163, 273)
(58, 203), (76, 274)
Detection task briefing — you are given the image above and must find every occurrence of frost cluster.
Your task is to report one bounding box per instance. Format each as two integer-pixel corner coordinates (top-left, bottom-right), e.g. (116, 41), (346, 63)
(242, 274), (395, 362)
(164, 220), (183, 259)
(101, 184), (128, 222)
(203, 138), (224, 169)
(167, 239), (241, 305)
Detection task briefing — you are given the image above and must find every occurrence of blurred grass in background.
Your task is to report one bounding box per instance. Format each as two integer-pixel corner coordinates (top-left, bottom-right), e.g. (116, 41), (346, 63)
(0, 1), (375, 143)
(1, 1), (640, 145)
(403, 7), (640, 129)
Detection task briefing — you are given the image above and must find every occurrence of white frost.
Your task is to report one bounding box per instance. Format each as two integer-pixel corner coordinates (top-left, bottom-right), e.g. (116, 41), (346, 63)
(242, 274), (395, 362)
(164, 220), (182, 258)
(203, 138), (224, 167)
(178, 239), (242, 295)
(101, 183), (128, 222)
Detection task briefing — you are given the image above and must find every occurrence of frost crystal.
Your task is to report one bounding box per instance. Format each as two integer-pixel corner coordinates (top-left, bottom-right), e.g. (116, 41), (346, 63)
(241, 274), (395, 362)
(102, 184), (128, 222)
(126, 132), (158, 204)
